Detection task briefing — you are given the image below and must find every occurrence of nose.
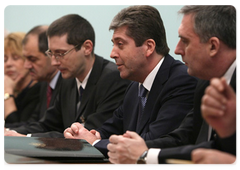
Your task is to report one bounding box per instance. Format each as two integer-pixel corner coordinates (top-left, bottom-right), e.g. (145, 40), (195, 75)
(51, 56), (60, 66)
(110, 46), (119, 59)
(174, 40), (184, 56)
(24, 59), (32, 69)
(5, 58), (13, 67)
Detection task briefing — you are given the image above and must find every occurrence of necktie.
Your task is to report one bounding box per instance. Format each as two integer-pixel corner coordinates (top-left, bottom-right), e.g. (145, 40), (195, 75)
(137, 84), (148, 129)
(79, 86), (84, 102)
(47, 85), (52, 108)
(77, 86), (84, 123)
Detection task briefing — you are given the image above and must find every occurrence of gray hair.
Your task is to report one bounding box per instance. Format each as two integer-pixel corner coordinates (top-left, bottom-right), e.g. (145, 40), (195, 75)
(179, 5), (236, 49)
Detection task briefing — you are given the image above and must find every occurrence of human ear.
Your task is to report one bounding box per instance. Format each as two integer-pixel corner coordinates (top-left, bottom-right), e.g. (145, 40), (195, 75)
(145, 39), (156, 57)
(83, 40), (93, 55)
(208, 37), (220, 57)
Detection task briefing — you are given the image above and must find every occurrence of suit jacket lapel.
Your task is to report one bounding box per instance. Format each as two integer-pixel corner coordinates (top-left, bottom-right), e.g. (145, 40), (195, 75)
(75, 55), (104, 121)
(136, 55), (173, 133)
(49, 74), (62, 107)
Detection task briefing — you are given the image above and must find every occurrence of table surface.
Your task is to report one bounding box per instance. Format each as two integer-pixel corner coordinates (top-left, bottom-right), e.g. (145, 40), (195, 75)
(4, 152), (110, 164)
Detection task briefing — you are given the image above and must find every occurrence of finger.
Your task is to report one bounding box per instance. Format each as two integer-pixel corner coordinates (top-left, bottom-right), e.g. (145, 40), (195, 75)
(191, 149), (205, 163)
(95, 131), (101, 139)
(201, 104), (224, 118)
(210, 78), (225, 92)
(71, 122), (82, 134)
(107, 143), (116, 152)
(90, 129), (96, 134)
(109, 135), (121, 143)
(125, 131), (140, 139)
(65, 127), (75, 136)
(64, 132), (75, 139)
(205, 86), (227, 104)
(221, 77), (236, 99)
(108, 157), (118, 164)
(90, 130), (101, 139)
(107, 151), (118, 160)
(201, 95), (226, 111)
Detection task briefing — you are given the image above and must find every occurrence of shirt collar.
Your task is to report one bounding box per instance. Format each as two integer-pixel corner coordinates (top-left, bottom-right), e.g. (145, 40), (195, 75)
(140, 57), (165, 92)
(49, 71), (60, 90)
(223, 60), (236, 84)
(76, 68), (92, 91)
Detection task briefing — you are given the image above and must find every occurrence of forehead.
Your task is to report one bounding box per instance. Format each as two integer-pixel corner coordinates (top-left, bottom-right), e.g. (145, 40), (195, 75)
(178, 14), (198, 39)
(112, 26), (132, 41)
(48, 34), (69, 49)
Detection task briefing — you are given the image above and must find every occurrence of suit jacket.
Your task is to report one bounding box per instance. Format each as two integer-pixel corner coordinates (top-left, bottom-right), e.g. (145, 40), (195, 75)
(13, 55), (130, 137)
(6, 73), (62, 128)
(155, 69), (236, 163)
(95, 54), (198, 157)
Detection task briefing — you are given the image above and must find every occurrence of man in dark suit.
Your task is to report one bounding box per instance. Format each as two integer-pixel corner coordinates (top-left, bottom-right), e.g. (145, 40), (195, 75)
(5, 14), (130, 138)
(106, 5), (236, 164)
(191, 77), (236, 164)
(5, 25), (61, 128)
(64, 5), (197, 157)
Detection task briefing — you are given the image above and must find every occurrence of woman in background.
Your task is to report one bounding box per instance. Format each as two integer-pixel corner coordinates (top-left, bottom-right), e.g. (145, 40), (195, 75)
(4, 32), (40, 127)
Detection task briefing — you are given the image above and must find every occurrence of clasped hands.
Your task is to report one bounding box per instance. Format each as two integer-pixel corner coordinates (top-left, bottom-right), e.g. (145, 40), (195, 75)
(64, 122), (101, 145)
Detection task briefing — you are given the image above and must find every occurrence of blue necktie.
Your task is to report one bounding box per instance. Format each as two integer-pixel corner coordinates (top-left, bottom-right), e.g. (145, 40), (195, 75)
(137, 84), (148, 129)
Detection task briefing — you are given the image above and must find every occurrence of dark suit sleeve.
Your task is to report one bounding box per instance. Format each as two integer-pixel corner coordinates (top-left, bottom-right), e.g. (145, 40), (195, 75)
(158, 133), (236, 163)
(158, 141), (213, 163)
(213, 133), (236, 156)
(146, 109), (194, 148)
(12, 93), (65, 135)
(94, 139), (110, 157)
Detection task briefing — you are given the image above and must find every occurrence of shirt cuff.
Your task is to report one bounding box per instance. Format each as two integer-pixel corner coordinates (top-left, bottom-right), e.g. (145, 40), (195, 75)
(92, 139), (100, 146)
(146, 148), (161, 164)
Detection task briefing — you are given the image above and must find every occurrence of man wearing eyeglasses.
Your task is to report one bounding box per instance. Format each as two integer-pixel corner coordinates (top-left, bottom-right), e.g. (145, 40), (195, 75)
(5, 14), (130, 138)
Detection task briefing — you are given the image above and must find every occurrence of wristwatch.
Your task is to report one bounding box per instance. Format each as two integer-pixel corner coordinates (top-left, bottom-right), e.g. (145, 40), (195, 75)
(137, 150), (148, 164)
(4, 93), (14, 101)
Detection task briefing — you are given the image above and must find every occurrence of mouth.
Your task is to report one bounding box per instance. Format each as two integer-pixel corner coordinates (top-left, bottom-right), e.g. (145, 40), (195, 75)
(6, 71), (15, 76)
(58, 68), (67, 73)
(29, 69), (36, 75)
(116, 63), (124, 69)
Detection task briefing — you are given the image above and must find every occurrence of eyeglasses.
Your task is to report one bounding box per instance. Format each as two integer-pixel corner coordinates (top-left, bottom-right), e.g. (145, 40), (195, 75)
(45, 44), (79, 61)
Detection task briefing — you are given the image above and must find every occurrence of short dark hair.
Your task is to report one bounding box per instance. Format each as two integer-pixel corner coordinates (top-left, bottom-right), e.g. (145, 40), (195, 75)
(109, 5), (170, 56)
(47, 14), (95, 52)
(179, 5), (236, 49)
(22, 25), (49, 54)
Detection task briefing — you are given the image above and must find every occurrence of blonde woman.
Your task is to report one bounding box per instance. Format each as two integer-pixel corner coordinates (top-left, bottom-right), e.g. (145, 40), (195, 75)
(4, 32), (40, 127)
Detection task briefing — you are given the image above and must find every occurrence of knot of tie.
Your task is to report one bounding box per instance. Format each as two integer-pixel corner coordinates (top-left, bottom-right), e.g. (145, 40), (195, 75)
(139, 84), (148, 98)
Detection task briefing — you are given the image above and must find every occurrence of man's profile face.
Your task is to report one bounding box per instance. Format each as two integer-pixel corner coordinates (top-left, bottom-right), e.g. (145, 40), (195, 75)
(23, 34), (53, 81)
(110, 26), (146, 81)
(48, 34), (86, 79)
(174, 14), (210, 79)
